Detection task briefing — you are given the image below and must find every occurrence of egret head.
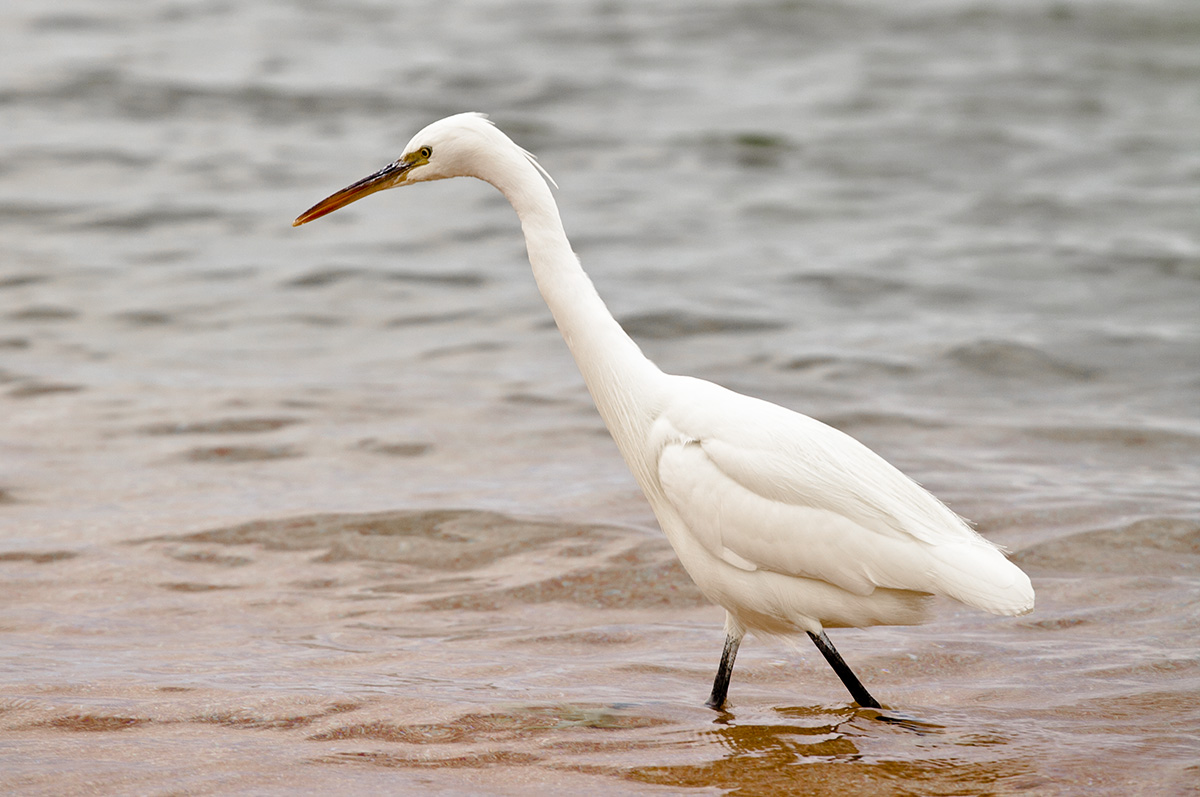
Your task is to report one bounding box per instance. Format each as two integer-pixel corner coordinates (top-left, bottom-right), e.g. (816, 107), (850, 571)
(293, 113), (552, 227)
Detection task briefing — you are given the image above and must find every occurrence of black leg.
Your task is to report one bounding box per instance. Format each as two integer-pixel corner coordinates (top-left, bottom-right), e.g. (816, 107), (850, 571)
(705, 634), (741, 710)
(807, 630), (882, 708)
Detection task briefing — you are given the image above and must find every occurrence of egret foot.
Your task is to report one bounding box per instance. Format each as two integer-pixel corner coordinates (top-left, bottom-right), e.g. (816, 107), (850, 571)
(808, 630), (882, 709)
(705, 634), (741, 710)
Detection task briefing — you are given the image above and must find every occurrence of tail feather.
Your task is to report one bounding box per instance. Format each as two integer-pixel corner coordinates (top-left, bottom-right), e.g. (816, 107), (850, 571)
(929, 542), (1034, 616)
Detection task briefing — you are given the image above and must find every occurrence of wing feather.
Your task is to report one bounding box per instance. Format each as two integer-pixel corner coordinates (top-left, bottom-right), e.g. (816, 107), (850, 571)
(653, 376), (1034, 615)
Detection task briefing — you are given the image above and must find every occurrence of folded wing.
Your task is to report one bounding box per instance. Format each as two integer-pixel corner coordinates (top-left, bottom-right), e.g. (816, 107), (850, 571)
(653, 377), (1034, 617)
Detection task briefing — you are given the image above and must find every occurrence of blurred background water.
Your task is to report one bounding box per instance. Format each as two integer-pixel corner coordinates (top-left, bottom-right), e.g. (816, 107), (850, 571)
(1, 0), (1198, 794)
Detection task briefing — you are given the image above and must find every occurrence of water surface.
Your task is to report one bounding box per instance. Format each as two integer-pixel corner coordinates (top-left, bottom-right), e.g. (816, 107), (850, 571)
(2, 0), (1199, 794)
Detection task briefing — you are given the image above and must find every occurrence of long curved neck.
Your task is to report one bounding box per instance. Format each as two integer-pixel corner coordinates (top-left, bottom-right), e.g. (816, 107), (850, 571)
(483, 151), (665, 452)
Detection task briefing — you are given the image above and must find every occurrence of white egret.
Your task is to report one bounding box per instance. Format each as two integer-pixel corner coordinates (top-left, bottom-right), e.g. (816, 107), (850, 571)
(294, 113), (1034, 710)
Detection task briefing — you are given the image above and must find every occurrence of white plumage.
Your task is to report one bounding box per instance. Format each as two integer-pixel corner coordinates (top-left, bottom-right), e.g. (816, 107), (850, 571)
(294, 113), (1034, 709)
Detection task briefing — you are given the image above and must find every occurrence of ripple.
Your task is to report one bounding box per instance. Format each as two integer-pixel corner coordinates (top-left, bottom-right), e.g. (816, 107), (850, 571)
(309, 703), (667, 744)
(422, 542), (705, 611)
(8, 305), (78, 322)
(789, 272), (909, 304)
(944, 340), (1099, 381)
(384, 269), (487, 287)
(8, 382), (85, 398)
(113, 310), (173, 326)
(0, 274), (49, 289)
(36, 714), (149, 732)
(158, 582), (238, 593)
(782, 355), (916, 380)
(284, 267), (365, 288)
(620, 310), (785, 340)
(1013, 517), (1200, 576)
(1020, 425), (1200, 453)
(181, 444), (302, 462)
(142, 417), (301, 435)
(75, 205), (224, 232)
(192, 702), (359, 730)
(355, 439), (431, 457)
(0, 68), (398, 125)
(146, 509), (627, 572)
(0, 549), (78, 563)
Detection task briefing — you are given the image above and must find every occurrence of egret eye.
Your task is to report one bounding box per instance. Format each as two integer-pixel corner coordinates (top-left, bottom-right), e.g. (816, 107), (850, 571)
(419, 146), (432, 159)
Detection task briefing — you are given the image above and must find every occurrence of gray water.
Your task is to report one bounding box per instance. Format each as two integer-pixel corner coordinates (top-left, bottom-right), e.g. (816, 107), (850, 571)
(2, 1), (1199, 794)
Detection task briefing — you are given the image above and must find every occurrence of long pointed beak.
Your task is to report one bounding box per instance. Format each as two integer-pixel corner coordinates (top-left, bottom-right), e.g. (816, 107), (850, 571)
(293, 159), (415, 227)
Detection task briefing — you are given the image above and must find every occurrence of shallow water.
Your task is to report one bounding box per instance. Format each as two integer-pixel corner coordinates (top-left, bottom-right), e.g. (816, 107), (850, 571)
(2, 0), (1199, 794)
